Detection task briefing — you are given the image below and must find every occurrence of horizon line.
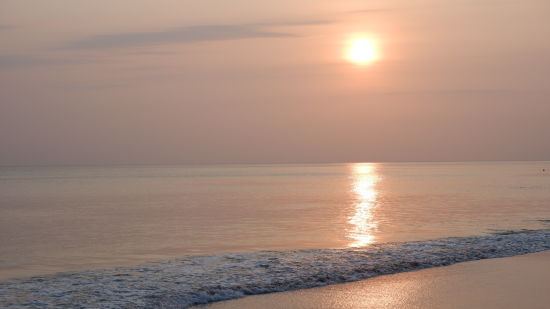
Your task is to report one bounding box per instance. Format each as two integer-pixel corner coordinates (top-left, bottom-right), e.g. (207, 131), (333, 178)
(1, 159), (549, 168)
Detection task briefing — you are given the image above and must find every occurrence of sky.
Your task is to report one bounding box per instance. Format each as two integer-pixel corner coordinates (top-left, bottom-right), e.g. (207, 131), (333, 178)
(1, 0), (549, 165)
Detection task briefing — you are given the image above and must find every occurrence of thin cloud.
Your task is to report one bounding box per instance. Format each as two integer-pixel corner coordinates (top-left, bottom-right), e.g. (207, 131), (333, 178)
(0, 54), (90, 69)
(65, 82), (130, 91)
(360, 88), (521, 97)
(347, 0), (516, 15)
(346, 8), (407, 14)
(257, 20), (333, 27)
(61, 20), (330, 50)
(0, 24), (16, 30)
(126, 50), (180, 56)
(398, 89), (514, 94)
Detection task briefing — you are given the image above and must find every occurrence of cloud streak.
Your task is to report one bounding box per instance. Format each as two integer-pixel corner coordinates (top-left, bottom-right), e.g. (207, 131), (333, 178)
(346, 8), (407, 14)
(0, 54), (90, 69)
(0, 24), (15, 30)
(62, 21), (330, 50)
(347, 0), (517, 15)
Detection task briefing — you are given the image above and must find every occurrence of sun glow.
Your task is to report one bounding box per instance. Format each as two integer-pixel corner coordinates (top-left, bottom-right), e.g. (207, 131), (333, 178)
(346, 38), (378, 65)
(347, 163), (379, 247)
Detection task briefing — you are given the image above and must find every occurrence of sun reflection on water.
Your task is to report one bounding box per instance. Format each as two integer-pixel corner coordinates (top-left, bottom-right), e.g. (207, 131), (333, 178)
(348, 163), (379, 247)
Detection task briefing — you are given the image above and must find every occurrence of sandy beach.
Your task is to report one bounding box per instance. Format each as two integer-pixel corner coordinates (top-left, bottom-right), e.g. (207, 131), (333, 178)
(199, 250), (550, 309)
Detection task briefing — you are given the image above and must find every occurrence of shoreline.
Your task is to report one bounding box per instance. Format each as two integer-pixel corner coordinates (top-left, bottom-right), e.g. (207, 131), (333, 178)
(1, 229), (549, 308)
(199, 250), (550, 309)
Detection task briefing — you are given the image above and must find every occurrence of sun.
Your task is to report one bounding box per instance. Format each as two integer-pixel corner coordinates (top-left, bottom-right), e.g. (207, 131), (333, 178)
(346, 38), (378, 65)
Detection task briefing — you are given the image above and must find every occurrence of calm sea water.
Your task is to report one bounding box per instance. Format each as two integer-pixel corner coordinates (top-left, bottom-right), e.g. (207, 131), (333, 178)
(1, 162), (549, 279)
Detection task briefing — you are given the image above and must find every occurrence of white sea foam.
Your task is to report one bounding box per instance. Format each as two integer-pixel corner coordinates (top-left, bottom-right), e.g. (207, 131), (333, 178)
(1, 229), (549, 308)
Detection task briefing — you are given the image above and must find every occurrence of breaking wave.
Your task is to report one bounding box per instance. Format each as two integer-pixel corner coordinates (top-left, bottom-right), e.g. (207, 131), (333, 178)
(1, 229), (549, 308)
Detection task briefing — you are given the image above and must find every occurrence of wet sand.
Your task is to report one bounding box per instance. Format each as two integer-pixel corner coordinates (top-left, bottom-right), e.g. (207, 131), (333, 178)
(199, 250), (550, 309)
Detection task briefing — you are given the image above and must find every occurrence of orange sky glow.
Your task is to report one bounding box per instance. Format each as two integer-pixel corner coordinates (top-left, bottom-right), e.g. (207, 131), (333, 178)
(0, 0), (549, 165)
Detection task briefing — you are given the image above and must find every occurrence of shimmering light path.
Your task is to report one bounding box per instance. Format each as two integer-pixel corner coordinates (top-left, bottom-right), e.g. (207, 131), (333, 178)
(348, 163), (379, 246)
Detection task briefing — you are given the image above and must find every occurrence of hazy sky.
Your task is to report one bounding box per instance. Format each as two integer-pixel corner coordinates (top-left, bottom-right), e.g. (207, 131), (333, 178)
(1, 0), (549, 165)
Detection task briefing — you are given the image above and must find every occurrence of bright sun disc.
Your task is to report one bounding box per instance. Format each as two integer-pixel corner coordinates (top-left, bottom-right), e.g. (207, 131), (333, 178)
(347, 38), (378, 64)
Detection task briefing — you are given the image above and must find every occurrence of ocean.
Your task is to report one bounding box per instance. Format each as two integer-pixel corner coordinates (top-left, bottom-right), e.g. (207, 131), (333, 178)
(1, 162), (549, 307)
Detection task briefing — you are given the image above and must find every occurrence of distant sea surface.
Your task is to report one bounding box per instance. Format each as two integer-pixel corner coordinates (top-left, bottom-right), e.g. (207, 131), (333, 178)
(1, 162), (549, 280)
